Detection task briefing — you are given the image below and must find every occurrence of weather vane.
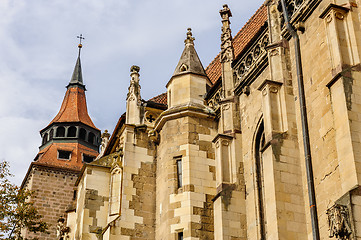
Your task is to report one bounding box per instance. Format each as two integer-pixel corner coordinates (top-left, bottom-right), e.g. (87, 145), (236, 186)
(77, 34), (85, 56)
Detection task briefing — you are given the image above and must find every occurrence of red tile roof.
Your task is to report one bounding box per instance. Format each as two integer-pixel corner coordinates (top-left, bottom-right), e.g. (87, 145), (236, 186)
(36, 142), (98, 171)
(148, 92), (167, 105)
(48, 87), (99, 130)
(205, 4), (268, 84)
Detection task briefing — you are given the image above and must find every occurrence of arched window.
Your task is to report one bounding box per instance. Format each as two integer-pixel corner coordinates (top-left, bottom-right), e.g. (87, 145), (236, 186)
(42, 133), (48, 145)
(255, 120), (266, 238)
(88, 132), (95, 144)
(67, 126), (77, 137)
(79, 128), (86, 140)
(109, 167), (122, 215)
(49, 129), (54, 140)
(56, 127), (65, 137)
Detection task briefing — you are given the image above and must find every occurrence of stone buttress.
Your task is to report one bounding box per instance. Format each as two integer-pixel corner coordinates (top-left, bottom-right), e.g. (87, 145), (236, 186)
(212, 5), (247, 240)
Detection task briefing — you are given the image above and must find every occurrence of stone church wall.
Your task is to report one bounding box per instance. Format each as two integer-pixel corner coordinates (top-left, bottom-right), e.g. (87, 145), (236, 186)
(23, 165), (79, 240)
(156, 115), (217, 239)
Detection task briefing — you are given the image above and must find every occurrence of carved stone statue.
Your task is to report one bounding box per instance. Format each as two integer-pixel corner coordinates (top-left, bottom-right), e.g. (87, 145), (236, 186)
(327, 204), (352, 239)
(56, 217), (70, 240)
(219, 4), (234, 63)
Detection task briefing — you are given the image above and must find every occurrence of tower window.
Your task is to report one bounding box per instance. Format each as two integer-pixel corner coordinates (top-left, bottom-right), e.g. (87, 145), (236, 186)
(42, 133), (48, 145)
(56, 127), (65, 137)
(79, 128), (86, 140)
(68, 126), (77, 137)
(58, 150), (71, 160)
(88, 132), (95, 144)
(83, 154), (94, 163)
(176, 158), (182, 188)
(49, 129), (54, 140)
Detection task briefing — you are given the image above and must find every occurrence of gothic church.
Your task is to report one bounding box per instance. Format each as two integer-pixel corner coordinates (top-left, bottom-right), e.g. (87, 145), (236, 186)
(22, 0), (361, 239)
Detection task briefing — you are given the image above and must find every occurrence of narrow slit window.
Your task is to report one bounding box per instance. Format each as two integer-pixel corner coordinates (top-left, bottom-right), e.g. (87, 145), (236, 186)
(73, 190), (77, 200)
(176, 159), (182, 188)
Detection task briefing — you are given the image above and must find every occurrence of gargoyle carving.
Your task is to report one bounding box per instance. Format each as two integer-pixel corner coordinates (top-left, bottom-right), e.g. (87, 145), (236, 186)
(327, 204), (352, 239)
(56, 217), (70, 240)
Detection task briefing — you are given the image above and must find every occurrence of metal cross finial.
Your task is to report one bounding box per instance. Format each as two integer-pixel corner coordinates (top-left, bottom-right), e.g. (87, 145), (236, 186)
(77, 34), (85, 45)
(77, 34), (85, 56)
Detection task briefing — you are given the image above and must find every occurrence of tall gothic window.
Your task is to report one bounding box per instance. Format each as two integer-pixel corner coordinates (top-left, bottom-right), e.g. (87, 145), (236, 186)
(255, 121), (266, 238)
(109, 167), (122, 215)
(176, 158), (183, 188)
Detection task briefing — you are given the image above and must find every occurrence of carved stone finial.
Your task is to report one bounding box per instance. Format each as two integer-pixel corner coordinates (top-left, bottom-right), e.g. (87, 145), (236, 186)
(184, 28), (195, 45)
(100, 130), (110, 152)
(220, 4), (232, 20)
(327, 204), (352, 239)
(130, 65), (140, 74)
(220, 5), (234, 63)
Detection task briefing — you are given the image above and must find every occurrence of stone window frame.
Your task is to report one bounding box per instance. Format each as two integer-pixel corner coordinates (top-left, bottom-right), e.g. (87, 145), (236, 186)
(253, 119), (267, 238)
(109, 167), (122, 216)
(173, 155), (183, 194)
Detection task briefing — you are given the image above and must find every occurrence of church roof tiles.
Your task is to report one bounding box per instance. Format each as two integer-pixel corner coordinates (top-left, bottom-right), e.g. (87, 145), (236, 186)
(205, 4), (268, 84)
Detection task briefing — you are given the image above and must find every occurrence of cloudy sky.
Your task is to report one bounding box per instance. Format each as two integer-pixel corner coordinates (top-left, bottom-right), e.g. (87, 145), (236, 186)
(0, 0), (264, 185)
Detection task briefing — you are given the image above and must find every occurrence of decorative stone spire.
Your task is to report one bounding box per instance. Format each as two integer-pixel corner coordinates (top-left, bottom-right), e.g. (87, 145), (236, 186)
(171, 28), (207, 78)
(184, 28), (195, 45)
(126, 65), (143, 124)
(127, 65), (141, 101)
(220, 4), (234, 63)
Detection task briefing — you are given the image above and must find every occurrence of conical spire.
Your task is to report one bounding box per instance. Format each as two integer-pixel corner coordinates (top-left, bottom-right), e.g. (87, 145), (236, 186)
(172, 28), (207, 78)
(67, 56), (84, 88)
(67, 34), (85, 89)
(46, 35), (98, 130)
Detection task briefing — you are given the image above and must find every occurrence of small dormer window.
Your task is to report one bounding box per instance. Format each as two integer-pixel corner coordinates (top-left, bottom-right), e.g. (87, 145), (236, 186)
(58, 150), (71, 160)
(179, 63), (188, 72)
(83, 154), (94, 163)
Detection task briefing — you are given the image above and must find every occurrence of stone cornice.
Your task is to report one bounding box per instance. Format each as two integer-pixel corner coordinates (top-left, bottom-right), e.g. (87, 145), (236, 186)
(154, 103), (215, 132)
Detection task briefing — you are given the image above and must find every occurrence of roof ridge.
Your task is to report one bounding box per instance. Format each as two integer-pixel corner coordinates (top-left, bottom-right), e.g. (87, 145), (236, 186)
(205, 4), (268, 84)
(148, 92), (167, 101)
(206, 3), (265, 73)
(232, 3), (266, 41)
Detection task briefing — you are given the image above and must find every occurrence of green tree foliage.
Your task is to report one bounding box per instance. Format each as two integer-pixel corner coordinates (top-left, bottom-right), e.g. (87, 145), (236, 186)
(0, 161), (49, 240)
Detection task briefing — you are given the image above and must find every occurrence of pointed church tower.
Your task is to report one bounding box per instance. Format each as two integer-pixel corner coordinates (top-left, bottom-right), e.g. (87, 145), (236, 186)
(21, 38), (100, 240)
(155, 29), (217, 239)
(166, 28), (212, 108)
(37, 43), (100, 170)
